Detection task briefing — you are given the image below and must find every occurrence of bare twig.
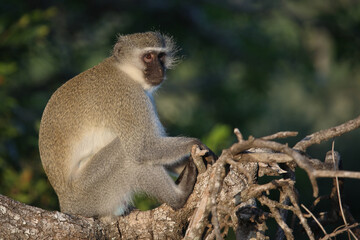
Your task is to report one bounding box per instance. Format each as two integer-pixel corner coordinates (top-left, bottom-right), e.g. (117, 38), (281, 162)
(331, 141), (356, 240)
(331, 141), (347, 230)
(311, 170), (360, 179)
(294, 115), (360, 152)
(261, 131), (298, 141)
(320, 223), (360, 240)
(284, 184), (315, 240)
(234, 128), (244, 142)
(301, 204), (328, 237)
(258, 196), (294, 240)
(275, 165), (295, 240)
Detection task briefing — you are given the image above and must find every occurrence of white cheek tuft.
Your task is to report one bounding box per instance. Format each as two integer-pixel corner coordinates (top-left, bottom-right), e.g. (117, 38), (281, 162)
(117, 63), (153, 91)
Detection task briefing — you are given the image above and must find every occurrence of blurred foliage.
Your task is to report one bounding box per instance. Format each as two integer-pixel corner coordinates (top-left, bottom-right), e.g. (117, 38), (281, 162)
(1, 0), (360, 236)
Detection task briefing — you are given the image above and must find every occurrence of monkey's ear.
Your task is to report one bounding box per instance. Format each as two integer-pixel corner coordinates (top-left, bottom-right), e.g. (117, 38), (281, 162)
(113, 43), (122, 59)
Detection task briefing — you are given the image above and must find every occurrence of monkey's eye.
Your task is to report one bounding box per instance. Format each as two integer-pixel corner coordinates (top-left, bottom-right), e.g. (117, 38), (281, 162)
(143, 53), (153, 63)
(158, 52), (166, 62)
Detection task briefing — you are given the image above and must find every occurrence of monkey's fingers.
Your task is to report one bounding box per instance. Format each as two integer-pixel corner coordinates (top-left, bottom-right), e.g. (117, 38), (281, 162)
(195, 147), (209, 157)
(204, 149), (218, 164)
(195, 143), (218, 164)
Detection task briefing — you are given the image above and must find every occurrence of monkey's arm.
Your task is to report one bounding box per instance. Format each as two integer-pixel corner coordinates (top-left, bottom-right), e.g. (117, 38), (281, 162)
(137, 136), (202, 166)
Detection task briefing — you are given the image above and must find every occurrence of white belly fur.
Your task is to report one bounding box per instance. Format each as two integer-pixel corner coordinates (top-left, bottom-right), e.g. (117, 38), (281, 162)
(70, 128), (117, 177)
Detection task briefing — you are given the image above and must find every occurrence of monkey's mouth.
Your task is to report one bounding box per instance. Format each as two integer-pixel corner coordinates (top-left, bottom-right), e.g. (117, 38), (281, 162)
(147, 77), (164, 86)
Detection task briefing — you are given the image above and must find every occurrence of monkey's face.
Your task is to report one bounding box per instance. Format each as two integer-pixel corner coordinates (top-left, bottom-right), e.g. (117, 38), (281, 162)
(143, 51), (166, 86)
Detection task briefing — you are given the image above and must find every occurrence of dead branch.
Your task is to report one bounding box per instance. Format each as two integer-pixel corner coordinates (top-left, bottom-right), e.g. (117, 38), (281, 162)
(230, 136), (360, 197)
(258, 196), (294, 240)
(294, 115), (360, 151)
(320, 223), (359, 240)
(301, 204), (328, 237)
(261, 131), (298, 141)
(235, 152), (293, 163)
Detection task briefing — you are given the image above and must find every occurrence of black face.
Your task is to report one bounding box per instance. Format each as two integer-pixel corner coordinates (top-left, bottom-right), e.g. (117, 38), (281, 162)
(143, 51), (166, 86)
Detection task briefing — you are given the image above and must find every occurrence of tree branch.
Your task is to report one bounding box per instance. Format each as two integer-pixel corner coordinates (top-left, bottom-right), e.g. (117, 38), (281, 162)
(294, 115), (360, 151)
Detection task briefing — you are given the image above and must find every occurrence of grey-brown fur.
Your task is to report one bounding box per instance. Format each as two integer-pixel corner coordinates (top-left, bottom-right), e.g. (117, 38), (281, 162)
(114, 31), (178, 69)
(39, 32), (200, 217)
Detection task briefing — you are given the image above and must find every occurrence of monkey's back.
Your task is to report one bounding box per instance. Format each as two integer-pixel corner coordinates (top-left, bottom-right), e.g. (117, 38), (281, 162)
(39, 56), (157, 195)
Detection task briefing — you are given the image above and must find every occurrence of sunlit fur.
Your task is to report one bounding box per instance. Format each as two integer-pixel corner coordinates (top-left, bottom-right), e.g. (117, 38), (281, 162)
(39, 32), (198, 217)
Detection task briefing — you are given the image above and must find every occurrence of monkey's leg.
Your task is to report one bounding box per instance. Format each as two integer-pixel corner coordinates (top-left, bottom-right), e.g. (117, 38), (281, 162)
(67, 137), (136, 216)
(137, 159), (197, 210)
(68, 137), (197, 215)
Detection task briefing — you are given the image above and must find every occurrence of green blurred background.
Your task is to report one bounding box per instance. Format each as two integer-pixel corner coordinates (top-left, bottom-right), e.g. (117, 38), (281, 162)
(1, 0), (360, 234)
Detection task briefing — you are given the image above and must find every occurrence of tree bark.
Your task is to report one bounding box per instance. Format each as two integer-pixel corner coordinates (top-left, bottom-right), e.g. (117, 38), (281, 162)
(0, 160), (258, 239)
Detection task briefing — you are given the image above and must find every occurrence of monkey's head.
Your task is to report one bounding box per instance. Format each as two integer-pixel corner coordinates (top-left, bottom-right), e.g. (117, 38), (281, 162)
(113, 31), (178, 91)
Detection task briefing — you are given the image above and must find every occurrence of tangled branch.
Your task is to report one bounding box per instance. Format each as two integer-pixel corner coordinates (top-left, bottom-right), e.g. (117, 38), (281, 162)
(185, 115), (360, 239)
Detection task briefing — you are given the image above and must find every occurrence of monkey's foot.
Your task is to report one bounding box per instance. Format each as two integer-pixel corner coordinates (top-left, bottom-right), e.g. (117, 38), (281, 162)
(191, 145), (207, 174)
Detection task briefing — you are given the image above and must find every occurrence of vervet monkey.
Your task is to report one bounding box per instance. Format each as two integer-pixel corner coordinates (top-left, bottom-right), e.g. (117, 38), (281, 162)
(39, 32), (213, 217)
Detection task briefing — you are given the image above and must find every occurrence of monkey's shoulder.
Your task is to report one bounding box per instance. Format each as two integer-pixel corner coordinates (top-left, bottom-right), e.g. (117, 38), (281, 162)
(44, 56), (153, 126)
(72, 57), (124, 85)
(55, 57), (140, 99)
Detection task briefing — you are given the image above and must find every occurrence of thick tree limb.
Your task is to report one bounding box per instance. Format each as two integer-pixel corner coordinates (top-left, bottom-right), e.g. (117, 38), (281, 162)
(0, 193), (202, 239)
(0, 194), (108, 239)
(0, 147), (259, 239)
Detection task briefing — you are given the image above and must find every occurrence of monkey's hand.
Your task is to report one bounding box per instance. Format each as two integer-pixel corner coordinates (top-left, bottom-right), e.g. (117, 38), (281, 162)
(194, 142), (218, 164)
